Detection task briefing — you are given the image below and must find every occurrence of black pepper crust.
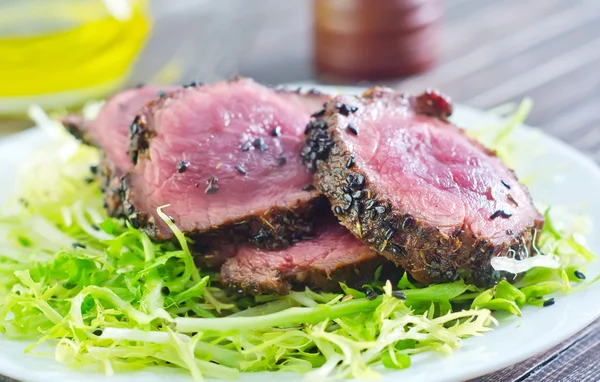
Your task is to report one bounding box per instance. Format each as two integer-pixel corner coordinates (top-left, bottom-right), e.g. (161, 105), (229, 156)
(97, 154), (127, 217)
(302, 88), (544, 287)
(121, 180), (323, 249)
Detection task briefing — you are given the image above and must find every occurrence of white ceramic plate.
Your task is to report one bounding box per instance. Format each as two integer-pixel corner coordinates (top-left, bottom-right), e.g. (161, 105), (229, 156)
(0, 86), (599, 382)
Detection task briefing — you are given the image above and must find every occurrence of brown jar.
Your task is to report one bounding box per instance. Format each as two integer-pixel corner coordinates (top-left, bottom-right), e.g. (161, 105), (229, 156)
(314, 0), (442, 83)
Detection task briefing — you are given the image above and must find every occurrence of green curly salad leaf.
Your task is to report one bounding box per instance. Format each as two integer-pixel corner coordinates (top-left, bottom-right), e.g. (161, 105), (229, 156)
(0, 102), (596, 381)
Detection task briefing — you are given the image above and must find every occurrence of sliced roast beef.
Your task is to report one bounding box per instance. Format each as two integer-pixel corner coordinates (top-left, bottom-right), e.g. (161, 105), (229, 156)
(124, 78), (330, 248)
(303, 87), (544, 286)
(62, 85), (174, 216)
(219, 214), (387, 294)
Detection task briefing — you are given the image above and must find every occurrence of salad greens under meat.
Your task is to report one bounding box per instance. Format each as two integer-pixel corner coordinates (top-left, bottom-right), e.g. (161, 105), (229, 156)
(0, 100), (596, 381)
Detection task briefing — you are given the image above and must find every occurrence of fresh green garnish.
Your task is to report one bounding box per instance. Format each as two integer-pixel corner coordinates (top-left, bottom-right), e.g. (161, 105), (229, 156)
(0, 102), (595, 380)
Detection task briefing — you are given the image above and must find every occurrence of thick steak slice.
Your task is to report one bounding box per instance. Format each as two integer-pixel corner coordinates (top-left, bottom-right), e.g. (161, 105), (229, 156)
(62, 86), (173, 216)
(219, 215), (386, 294)
(125, 78), (329, 248)
(303, 87), (544, 286)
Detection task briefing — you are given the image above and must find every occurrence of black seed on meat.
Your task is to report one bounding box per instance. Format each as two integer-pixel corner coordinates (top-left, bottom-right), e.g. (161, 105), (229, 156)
(369, 209), (377, 219)
(205, 176), (219, 195)
(347, 124), (359, 135)
(341, 186), (352, 194)
(387, 243), (403, 256)
(168, 215), (175, 223)
(402, 216), (415, 229)
(378, 221), (393, 231)
(354, 201), (363, 214)
(365, 289), (378, 300)
(506, 229), (514, 235)
(346, 155), (355, 168)
(343, 202), (353, 212)
(391, 291), (406, 300)
(277, 156), (287, 166)
(129, 117), (139, 135)
(501, 180), (511, 189)
(350, 173), (365, 189)
(271, 126), (281, 136)
(334, 205), (343, 215)
(574, 270), (586, 280)
(252, 229), (271, 244)
(346, 175), (354, 184)
(302, 184), (316, 191)
(375, 206), (386, 214)
(194, 183), (199, 188)
(352, 190), (364, 200)
(336, 103), (351, 116)
(130, 218), (140, 229)
(543, 298), (555, 307)
(158, 91), (167, 98)
(72, 242), (86, 249)
(131, 150), (139, 165)
(490, 210), (512, 219)
(205, 184), (219, 194)
(241, 141), (252, 151)
(253, 138), (267, 152)
(350, 105), (359, 113)
(365, 200), (377, 210)
(385, 228), (395, 241)
(177, 161), (190, 173)
(343, 193), (353, 203)
(311, 109), (326, 118)
(234, 164), (247, 175)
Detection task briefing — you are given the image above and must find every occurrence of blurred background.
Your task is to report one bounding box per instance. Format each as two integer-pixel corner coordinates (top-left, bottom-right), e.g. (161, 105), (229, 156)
(1, 0), (599, 161)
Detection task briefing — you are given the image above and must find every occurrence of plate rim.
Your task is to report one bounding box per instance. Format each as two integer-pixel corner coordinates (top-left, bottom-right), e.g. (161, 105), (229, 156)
(0, 86), (599, 382)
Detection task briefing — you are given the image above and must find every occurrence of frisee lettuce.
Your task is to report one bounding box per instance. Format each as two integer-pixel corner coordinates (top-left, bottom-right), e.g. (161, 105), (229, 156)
(0, 101), (596, 381)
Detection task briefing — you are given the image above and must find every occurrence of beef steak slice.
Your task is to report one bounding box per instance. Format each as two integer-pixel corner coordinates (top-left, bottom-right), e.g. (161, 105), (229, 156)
(219, 214), (388, 295)
(303, 87), (544, 286)
(124, 78), (330, 248)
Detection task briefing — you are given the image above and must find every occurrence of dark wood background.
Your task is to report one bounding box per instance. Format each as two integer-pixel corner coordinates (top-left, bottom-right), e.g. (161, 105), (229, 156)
(0, 0), (599, 381)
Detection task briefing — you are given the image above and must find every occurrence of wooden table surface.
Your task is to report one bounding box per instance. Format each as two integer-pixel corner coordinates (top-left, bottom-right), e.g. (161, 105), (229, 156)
(1, 0), (599, 381)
